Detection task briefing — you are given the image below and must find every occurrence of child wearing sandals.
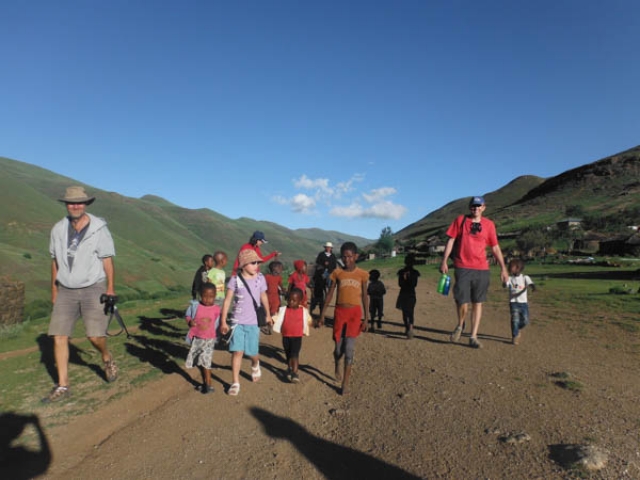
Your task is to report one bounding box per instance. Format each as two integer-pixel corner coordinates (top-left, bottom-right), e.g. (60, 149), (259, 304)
(318, 242), (369, 395)
(185, 283), (221, 394)
(273, 287), (313, 383)
(219, 249), (273, 396)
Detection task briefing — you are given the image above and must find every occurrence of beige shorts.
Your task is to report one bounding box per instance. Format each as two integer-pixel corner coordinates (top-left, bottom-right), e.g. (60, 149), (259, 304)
(48, 281), (109, 337)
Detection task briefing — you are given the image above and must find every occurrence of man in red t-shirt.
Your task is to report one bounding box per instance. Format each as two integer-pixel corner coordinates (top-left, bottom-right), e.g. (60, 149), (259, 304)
(440, 196), (508, 349)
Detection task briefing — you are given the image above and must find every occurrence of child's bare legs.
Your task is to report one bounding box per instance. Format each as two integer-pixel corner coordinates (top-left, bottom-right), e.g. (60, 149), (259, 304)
(335, 337), (356, 395)
(231, 351), (260, 384)
(342, 364), (352, 395)
(333, 339), (344, 381)
(230, 351), (244, 385)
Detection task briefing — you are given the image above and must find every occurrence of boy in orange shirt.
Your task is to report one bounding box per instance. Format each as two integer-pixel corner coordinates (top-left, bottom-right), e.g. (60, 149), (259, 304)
(318, 242), (369, 395)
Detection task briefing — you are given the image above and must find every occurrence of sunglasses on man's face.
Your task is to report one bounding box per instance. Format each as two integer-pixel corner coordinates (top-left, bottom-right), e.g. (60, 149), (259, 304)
(471, 222), (482, 234)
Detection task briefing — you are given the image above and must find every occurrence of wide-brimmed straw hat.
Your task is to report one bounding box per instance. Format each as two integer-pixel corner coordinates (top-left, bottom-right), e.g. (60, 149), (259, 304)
(59, 186), (95, 205)
(238, 249), (262, 269)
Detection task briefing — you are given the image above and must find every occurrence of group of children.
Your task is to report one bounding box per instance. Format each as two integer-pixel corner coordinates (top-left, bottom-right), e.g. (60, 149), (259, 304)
(185, 242), (535, 396)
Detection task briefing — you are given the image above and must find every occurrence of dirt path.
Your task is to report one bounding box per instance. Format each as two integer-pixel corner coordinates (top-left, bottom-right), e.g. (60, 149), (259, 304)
(13, 283), (640, 479)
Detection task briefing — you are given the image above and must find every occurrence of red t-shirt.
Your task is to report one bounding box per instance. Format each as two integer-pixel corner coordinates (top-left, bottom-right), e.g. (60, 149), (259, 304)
(446, 215), (498, 270)
(264, 274), (282, 315)
(281, 306), (304, 337)
(288, 272), (309, 305)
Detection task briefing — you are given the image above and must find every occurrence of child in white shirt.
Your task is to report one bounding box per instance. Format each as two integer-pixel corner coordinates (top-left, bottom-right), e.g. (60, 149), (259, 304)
(505, 258), (535, 345)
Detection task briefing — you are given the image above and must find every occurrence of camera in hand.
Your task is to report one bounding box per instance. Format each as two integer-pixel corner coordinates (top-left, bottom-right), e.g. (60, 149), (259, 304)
(100, 294), (118, 314)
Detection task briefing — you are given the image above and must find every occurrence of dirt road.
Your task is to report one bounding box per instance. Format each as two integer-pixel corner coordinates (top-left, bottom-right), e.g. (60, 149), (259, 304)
(8, 282), (640, 479)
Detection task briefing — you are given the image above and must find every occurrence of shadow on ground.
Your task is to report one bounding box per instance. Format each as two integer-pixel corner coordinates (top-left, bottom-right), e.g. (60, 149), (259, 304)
(251, 407), (422, 480)
(0, 412), (51, 480)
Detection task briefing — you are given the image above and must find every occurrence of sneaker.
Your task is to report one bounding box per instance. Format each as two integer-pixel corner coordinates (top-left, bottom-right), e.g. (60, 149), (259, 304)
(104, 359), (118, 382)
(42, 385), (71, 403)
(291, 373), (300, 384)
(469, 337), (482, 349)
(407, 328), (414, 339)
(450, 326), (462, 343)
(512, 333), (521, 345)
(203, 384), (214, 394)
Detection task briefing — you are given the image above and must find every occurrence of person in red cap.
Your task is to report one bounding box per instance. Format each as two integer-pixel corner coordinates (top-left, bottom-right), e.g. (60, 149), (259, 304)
(231, 230), (281, 275)
(440, 196), (508, 349)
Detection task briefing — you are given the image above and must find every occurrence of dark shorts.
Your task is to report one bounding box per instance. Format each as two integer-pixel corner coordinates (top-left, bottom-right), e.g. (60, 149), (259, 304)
(48, 281), (109, 337)
(283, 336), (302, 359)
(454, 268), (490, 304)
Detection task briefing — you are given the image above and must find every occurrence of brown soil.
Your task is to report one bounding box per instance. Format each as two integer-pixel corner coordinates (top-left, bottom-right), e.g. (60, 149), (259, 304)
(17, 283), (640, 479)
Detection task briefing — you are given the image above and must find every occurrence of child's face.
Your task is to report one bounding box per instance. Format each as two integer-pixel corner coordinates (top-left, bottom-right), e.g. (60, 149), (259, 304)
(287, 292), (302, 309)
(201, 288), (216, 306)
(509, 262), (521, 275)
(341, 249), (357, 270)
(242, 260), (261, 276)
(205, 258), (215, 269)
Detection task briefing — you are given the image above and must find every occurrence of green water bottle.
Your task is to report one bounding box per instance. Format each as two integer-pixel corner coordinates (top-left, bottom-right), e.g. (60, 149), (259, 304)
(437, 273), (448, 294)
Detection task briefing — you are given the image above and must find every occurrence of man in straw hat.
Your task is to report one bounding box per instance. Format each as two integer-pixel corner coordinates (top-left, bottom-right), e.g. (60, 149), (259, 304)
(43, 186), (118, 402)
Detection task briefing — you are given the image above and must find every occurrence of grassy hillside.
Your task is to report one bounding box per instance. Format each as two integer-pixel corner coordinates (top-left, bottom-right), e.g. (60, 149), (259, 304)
(0, 156), (371, 308)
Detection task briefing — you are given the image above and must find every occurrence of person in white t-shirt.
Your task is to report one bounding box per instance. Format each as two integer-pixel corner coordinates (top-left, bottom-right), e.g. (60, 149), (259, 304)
(505, 258), (536, 345)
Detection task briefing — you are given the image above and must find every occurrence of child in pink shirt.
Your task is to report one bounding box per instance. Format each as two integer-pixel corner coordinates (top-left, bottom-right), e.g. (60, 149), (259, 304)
(185, 284), (221, 394)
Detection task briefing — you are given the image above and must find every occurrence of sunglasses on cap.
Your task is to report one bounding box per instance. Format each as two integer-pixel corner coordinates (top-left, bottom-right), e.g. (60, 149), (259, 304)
(471, 222), (482, 234)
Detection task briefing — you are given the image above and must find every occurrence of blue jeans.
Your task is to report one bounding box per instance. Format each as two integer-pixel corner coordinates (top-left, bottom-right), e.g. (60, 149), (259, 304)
(510, 303), (529, 337)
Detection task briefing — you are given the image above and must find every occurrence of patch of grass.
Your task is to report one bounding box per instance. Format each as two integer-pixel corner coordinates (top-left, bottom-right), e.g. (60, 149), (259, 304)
(555, 380), (584, 392)
(0, 296), (194, 432)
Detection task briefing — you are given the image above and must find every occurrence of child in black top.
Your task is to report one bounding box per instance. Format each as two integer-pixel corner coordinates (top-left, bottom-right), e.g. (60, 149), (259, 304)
(367, 269), (386, 332)
(396, 254), (420, 339)
(310, 266), (326, 317)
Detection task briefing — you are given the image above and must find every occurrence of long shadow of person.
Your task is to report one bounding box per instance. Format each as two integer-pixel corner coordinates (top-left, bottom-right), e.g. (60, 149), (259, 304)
(125, 335), (199, 387)
(0, 412), (51, 480)
(138, 316), (184, 338)
(251, 408), (422, 480)
(36, 333), (103, 383)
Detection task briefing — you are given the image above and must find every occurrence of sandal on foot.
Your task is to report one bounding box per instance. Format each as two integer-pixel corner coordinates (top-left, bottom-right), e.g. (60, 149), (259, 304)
(42, 385), (71, 403)
(104, 357), (118, 382)
(227, 383), (240, 396)
(251, 363), (262, 382)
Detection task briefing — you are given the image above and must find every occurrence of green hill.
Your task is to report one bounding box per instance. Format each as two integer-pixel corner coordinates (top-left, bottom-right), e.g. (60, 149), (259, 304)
(0, 156), (371, 306)
(395, 145), (640, 243)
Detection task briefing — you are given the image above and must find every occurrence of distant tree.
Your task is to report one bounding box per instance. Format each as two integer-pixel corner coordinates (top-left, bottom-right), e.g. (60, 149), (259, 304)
(377, 226), (395, 253)
(516, 228), (551, 255)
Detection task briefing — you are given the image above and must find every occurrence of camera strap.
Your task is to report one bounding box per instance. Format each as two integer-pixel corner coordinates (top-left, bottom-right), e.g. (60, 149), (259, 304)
(107, 305), (132, 338)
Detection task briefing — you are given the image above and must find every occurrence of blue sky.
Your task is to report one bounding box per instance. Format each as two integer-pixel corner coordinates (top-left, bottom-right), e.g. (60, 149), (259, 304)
(1, 1), (638, 240)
